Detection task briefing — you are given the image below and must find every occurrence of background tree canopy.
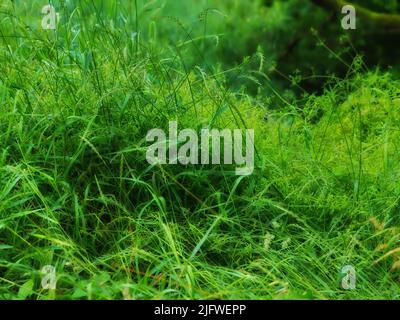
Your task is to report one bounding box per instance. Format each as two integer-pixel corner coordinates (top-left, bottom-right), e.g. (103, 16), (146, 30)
(130, 0), (400, 99)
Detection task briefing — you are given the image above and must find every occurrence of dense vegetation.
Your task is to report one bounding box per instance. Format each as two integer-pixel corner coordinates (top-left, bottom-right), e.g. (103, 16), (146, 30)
(0, 0), (399, 299)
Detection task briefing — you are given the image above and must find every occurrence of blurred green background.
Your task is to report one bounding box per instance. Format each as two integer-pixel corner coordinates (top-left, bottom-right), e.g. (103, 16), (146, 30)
(5, 0), (400, 98)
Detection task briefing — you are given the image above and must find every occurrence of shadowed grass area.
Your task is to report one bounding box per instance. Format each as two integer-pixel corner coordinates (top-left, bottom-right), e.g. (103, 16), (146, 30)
(0, 0), (399, 300)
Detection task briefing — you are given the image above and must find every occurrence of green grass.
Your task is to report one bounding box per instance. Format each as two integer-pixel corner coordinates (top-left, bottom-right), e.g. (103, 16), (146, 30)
(0, 0), (399, 300)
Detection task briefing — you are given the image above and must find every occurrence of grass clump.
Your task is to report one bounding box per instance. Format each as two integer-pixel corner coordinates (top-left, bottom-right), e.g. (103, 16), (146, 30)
(0, 0), (399, 300)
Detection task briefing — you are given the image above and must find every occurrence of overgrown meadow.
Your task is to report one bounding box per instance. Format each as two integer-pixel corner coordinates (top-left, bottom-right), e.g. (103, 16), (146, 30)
(0, 0), (400, 299)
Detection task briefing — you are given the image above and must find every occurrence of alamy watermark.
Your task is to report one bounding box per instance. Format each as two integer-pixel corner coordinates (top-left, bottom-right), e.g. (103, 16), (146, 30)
(146, 121), (254, 176)
(341, 5), (356, 30)
(39, 4), (355, 31)
(340, 265), (356, 290)
(41, 4), (58, 30)
(41, 265), (57, 290)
